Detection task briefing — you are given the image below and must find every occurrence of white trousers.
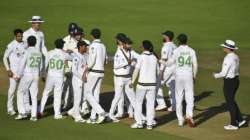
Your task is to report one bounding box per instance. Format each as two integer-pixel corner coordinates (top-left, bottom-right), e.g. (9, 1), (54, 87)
(157, 80), (176, 108)
(109, 76), (135, 117)
(40, 76), (63, 117)
(7, 78), (17, 112)
(175, 75), (194, 121)
(17, 75), (39, 117)
(68, 76), (84, 119)
(134, 87), (156, 125)
(84, 73), (105, 119)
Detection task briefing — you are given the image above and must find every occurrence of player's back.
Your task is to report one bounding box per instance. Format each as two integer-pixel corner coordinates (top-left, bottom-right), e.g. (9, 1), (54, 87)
(23, 47), (42, 76)
(174, 45), (196, 76)
(138, 51), (158, 84)
(47, 49), (68, 77)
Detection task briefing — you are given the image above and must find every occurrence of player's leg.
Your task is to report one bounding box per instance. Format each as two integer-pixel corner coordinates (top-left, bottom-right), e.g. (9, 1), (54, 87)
(132, 87), (146, 128)
(167, 80), (176, 111)
(39, 77), (54, 115)
(184, 76), (194, 127)
(53, 77), (64, 119)
(85, 74), (106, 123)
(124, 79), (136, 110)
(109, 77), (124, 121)
(72, 78), (83, 121)
(29, 77), (39, 120)
(16, 76), (32, 119)
(146, 88), (156, 129)
(155, 87), (167, 111)
(116, 92), (124, 118)
(24, 91), (31, 114)
(175, 76), (185, 126)
(90, 77), (102, 120)
(7, 78), (17, 114)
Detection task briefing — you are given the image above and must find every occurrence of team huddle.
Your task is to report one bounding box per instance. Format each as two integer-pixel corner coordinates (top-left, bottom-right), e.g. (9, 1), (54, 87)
(3, 16), (246, 131)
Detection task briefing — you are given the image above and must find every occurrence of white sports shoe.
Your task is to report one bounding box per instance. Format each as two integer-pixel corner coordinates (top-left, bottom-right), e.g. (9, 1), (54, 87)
(8, 110), (16, 116)
(155, 105), (167, 111)
(178, 120), (184, 127)
(75, 118), (86, 123)
(131, 123), (143, 129)
(67, 110), (74, 117)
(238, 120), (247, 127)
(86, 119), (96, 124)
(147, 125), (153, 130)
(30, 117), (38, 122)
(224, 125), (239, 130)
(15, 114), (28, 120)
(114, 113), (123, 119)
(109, 115), (120, 123)
(96, 115), (106, 124)
(167, 106), (175, 112)
(54, 115), (66, 120)
(152, 120), (157, 126)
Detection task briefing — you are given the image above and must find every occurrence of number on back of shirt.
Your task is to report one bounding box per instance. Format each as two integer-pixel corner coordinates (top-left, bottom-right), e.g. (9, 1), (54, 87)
(49, 58), (64, 70)
(29, 56), (41, 68)
(177, 55), (191, 67)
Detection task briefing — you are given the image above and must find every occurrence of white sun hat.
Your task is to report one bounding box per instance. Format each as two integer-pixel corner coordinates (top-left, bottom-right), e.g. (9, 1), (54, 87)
(28, 16), (45, 23)
(220, 40), (238, 50)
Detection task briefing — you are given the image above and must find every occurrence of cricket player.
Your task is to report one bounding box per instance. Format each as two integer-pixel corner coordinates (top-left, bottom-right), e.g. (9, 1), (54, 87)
(130, 40), (159, 130)
(160, 34), (198, 127)
(85, 28), (107, 124)
(213, 40), (246, 130)
(109, 35), (136, 122)
(156, 31), (177, 112)
(62, 25), (90, 113)
(67, 40), (89, 123)
(39, 38), (70, 119)
(113, 33), (129, 118)
(23, 16), (47, 59)
(15, 36), (42, 121)
(22, 16), (47, 113)
(3, 29), (26, 116)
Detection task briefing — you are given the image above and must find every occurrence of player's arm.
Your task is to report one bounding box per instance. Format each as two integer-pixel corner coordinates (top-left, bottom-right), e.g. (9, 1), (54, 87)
(72, 58), (83, 80)
(214, 58), (231, 79)
(114, 52), (129, 69)
(41, 33), (48, 56)
(3, 45), (12, 71)
(131, 57), (142, 85)
(192, 52), (198, 79)
(16, 51), (28, 79)
(87, 46), (97, 69)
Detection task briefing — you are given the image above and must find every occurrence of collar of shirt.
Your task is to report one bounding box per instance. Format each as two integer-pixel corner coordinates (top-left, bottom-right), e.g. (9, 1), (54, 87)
(92, 39), (101, 43)
(164, 41), (173, 46)
(13, 40), (24, 45)
(142, 51), (151, 54)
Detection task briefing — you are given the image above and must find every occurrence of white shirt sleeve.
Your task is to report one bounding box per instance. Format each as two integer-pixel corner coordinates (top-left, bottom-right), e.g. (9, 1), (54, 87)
(132, 56), (142, 84)
(72, 57), (83, 80)
(214, 57), (231, 79)
(114, 52), (128, 69)
(41, 32), (48, 56)
(192, 51), (198, 78)
(3, 44), (13, 71)
(87, 46), (97, 69)
(16, 51), (28, 77)
(44, 52), (50, 71)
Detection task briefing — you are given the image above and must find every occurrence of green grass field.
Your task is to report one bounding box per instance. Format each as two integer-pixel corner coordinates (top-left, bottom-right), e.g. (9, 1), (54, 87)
(0, 0), (250, 140)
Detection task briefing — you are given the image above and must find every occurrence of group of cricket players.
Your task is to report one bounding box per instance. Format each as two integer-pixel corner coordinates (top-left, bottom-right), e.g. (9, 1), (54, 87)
(3, 16), (246, 131)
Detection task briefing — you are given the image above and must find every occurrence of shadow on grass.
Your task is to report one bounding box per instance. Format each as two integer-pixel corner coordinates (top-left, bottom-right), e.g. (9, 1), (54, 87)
(156, 91), (214, 127)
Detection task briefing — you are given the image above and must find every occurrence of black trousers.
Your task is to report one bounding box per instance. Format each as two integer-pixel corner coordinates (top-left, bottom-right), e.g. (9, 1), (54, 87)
(223, 76), (243, 126)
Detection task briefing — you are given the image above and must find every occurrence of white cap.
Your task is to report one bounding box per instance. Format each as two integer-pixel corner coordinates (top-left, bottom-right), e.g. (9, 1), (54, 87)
(28, 16), (45, 23)
(220, 40), (238, 50)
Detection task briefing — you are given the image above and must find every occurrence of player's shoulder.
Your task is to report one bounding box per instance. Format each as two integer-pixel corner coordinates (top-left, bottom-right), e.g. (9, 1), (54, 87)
(7, 40), (16, 48)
